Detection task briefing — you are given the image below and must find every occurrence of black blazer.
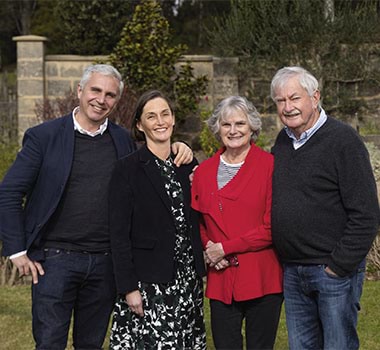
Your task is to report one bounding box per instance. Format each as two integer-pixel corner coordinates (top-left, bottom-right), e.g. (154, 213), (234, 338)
(109, 144), (206, 295)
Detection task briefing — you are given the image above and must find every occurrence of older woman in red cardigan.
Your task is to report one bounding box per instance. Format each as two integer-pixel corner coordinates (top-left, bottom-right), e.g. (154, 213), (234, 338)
(192, 96), (283, 350)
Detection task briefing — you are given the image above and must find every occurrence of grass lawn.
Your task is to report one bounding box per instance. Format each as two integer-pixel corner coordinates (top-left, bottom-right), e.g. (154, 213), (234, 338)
(0, 281), (379, 349)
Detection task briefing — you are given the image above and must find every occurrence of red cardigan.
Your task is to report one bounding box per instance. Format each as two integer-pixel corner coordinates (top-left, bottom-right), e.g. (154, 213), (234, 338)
(191, 144), (283, 304)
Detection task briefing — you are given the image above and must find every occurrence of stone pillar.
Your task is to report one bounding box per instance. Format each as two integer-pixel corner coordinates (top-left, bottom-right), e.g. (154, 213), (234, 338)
(13, 35), (47, 140)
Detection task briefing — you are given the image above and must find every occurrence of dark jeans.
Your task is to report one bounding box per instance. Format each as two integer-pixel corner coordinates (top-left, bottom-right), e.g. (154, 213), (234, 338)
(283, 263), (365, 350)
(210, 293), (283, 350)
(32, 248), (116, 350)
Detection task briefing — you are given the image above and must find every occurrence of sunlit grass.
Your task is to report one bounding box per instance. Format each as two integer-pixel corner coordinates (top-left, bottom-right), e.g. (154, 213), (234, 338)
(0, 281), (378, 349)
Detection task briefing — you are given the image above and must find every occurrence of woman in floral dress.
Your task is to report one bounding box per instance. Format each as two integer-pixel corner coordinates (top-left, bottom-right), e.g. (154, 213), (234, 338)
(108, 90), (206, 349)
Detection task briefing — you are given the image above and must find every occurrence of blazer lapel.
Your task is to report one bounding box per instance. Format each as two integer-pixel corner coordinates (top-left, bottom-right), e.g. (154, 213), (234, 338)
(61, 115), (75, 181)
(108, 121), (125, 159)
(138, 145), (173, 214)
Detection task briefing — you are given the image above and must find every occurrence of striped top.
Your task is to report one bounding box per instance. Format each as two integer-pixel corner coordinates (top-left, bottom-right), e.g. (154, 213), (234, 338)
(217, 155), (244, 189)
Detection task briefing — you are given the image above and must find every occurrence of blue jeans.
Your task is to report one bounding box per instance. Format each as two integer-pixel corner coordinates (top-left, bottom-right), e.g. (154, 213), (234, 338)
(32, 248), (116, 350)
(283, 263), (365, 350)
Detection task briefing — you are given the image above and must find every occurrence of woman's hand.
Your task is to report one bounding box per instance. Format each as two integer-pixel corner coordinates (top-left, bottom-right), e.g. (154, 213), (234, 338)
(214, 258), (230, 271)
(205, 240), (226, 266)
(126, 290), (144, 317)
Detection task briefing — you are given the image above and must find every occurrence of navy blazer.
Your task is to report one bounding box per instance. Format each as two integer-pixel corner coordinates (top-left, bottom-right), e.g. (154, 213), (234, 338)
(109, 144), (206, 295)
(0, 114), (136, 258)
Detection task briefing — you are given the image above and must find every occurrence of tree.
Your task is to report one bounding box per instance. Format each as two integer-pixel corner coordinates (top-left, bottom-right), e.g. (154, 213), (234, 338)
(43, 0), (134, 55)
(108, 0), (207, 128)
(0, 0), (37, 67)
(6, 0), (37, 35)
(30, 0), (65, 54)
(169, 0), (230, 53)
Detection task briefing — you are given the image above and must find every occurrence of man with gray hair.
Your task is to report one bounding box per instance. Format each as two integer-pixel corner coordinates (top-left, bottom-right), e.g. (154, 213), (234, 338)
(270, 66), (379, 349)
(0, 64), (192, 349)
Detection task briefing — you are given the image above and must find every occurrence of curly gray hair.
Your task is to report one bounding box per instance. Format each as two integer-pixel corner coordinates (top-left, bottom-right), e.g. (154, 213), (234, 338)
(207, 96), (262, 143)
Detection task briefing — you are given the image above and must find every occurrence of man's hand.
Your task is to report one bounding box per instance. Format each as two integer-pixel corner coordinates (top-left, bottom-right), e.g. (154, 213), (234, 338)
(126, 290), (144, 317)
(171, 142), (193, 166)
(189, 165), (198, 185)
(11, 254), (44, 284)
(324, 266), (338, 277)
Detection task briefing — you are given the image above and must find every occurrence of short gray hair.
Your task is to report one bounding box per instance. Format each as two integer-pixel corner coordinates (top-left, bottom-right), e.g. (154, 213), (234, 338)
(79, 64), (124, 98)
(207, 96), (262, 142)
(270, 66), (321, 107)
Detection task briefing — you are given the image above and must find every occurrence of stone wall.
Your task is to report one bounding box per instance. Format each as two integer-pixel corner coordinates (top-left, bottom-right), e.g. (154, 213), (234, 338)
(13, 35), (380, 149)
(13, 35), (239, 140)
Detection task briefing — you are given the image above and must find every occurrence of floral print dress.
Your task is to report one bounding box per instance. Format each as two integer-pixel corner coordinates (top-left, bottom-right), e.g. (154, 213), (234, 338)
(109, 157), (206, 350)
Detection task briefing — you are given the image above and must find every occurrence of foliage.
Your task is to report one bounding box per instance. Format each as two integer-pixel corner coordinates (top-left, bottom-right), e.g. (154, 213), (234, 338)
(209, 0), (379, 67)
(3, 0), (37, 35)
(173, 64), (208, 123)
(110, 0), (186, 92)
(108, 0), (208, 128)
(0, 1), (21, 67)
(364, 142), (380, 274)
(108, 88), (139, 130)
(34, 0), (134, 55)
(0, 138), (19, 287)
(199, 109), (220, 158)
(207, 0), (380, 118)
(360, 122), (380, 136)
(365, 142), (380, 182)
(169, 0), (231, 53)
(0, 142), (18, 181)
(367, 234), (380, 275)
(30, 0), (66, 54)
(34, 90), (78, 122)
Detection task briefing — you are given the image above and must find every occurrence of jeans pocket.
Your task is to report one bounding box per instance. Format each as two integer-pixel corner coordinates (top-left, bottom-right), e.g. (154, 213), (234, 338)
(321, 264), (346, 280)
(43, 248), (64, 260)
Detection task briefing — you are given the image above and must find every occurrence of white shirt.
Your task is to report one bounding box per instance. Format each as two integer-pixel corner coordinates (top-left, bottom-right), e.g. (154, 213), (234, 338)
(285, 108), (327, 150)
(72, 107), (108, 137)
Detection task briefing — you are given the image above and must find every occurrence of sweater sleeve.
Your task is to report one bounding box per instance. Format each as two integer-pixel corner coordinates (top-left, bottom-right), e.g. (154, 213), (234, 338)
(0, 128), (43, 256)
(329, 134), (380, 276)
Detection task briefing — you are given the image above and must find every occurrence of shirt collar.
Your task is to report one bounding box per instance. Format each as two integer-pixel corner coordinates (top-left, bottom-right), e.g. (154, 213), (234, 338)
(72, 107), (108, 137)
(285, 108), (327, 148)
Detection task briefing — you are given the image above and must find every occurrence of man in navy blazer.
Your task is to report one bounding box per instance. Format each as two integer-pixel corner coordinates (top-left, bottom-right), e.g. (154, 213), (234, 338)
(0, 64), (192, 349)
